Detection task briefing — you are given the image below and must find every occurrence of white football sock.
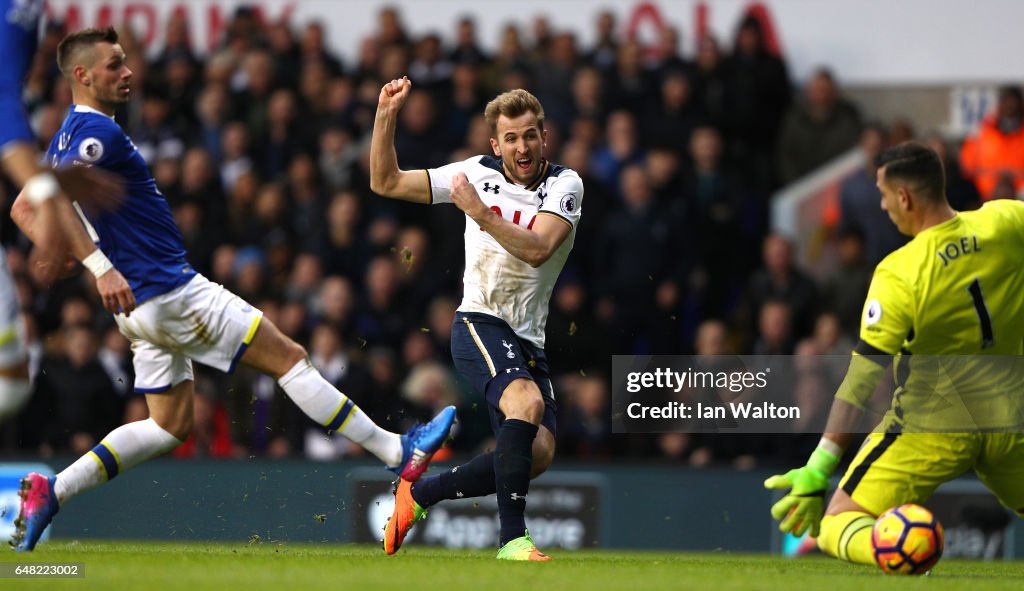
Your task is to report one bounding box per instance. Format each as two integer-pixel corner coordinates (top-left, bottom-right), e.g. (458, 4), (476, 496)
(55, 418), (183, 504)
(0, 376), (31, 422)
(278, 359), (402, 465)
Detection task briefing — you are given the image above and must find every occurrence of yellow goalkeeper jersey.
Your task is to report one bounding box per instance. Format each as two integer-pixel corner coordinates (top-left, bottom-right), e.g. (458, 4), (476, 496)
(857, 199), (1024, 431)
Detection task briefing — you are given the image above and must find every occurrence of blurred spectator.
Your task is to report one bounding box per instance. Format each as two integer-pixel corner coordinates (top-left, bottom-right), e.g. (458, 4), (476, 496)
(317, 191), (372, 279)
(440, 62), (486, 148)
(532, 31), (578, 129)
(640, 72), (699, 157)
(97, 325), (132, 397)
(569, 66), (606, 124)
(401, 361), (460, 421)
(920, 133), (979, 212)
(133, 84), (186, 165)
(838, 124), (908, 266)
(777, 68), (862, 185)
(220, 121), (254, 192)
(586, 10), (618, 71)
(300, 21), (344, 75)
(318, 126), (361, 192)
(723, 16), (791, 191)
(822, 230), (872, 340)
(959, 85), (1024, 199)
(545, 275), (611, 378)
(449, 16), (487, 65)
(593, 165), (689, 351)
(392, 225), (445, 325)
(192, 85), (230, 163)
(265, 20), (300, 89)
(375, 5), (411, 49)
(408, 33), (454, 95)
(683, 126), (749, 319)
(284, 153), (328, 252)
(395, 89), (453, 168)
(231, 50), (276, 139)
(737, 235), (819, 346)
(481, 25), (530, 95)
(651, 25), (693, 81)
(28, 325), (122, 455)
(752, 299), (794, 355)
(558, 375), (613, 457)
(605, 40), (653, 113)
(354, 255), (406, 350)
(692, 35), (729, 132)
(590, 110), (644, 188)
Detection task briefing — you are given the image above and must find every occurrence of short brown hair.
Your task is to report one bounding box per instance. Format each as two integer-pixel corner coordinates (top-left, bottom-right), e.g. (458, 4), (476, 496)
(483, 89), (545, 133)
(57, 27), (119, 79)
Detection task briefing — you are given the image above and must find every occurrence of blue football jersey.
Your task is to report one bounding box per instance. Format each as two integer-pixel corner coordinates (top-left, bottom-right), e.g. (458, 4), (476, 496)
(47, 105), (196, 304)
(0, 0), (42, 151)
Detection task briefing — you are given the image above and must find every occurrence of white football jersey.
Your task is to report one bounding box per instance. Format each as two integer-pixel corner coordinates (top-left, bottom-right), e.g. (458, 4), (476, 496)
(427, 156), (583, 348)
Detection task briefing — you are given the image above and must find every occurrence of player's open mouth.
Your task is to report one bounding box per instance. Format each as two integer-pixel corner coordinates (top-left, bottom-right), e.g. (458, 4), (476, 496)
(516, 158), (532, 171)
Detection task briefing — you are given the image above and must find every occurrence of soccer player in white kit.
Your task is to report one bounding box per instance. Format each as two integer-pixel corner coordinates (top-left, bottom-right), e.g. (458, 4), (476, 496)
(371, 78), (583, 561)
(10, 29), (455, 552)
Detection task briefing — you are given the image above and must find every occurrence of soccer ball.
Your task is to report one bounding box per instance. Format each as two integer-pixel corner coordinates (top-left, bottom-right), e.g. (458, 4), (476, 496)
(871, 503), (944, 575)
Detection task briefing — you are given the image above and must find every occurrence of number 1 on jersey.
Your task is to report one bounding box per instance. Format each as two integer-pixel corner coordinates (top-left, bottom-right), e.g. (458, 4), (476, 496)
(967, 278), (994, 349)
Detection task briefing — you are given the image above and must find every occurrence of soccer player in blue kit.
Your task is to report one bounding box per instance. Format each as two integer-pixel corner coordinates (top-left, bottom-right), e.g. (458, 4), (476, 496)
(0, 0), (120, 422)
(9, 27), (456, 552)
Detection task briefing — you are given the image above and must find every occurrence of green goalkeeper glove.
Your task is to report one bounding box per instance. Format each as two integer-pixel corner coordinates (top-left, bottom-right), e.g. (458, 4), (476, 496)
(764, 444), (839, 537)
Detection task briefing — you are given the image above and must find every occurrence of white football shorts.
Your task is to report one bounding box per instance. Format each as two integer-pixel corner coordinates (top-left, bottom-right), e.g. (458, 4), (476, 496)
(114, 274), (262, 394)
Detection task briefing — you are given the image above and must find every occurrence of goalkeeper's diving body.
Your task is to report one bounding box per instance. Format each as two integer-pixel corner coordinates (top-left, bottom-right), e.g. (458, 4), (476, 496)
(765, 141), (1024, 566)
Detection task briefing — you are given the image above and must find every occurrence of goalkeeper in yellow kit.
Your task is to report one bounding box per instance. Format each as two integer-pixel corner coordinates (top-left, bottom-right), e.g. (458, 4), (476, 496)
(766, 141), (1024, 566)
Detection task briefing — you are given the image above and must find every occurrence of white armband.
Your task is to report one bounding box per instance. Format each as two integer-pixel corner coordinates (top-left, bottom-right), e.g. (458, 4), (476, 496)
(82, 249), (114, 278)
(23, 172), (60, 206)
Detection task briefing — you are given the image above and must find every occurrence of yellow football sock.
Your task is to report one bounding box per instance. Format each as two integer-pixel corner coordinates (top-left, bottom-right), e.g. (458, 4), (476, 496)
(818, 512), (876, 565)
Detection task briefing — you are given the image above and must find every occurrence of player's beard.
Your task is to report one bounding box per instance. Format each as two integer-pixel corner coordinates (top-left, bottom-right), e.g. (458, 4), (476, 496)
(100, 84), (131, 108)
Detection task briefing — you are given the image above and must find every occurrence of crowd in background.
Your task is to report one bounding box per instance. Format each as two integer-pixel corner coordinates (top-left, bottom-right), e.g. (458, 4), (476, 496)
(0, 5), (1017, 469)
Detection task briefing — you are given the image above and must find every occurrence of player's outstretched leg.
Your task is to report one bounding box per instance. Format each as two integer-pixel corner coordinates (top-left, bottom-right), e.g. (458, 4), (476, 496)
(10, 473), (59, 552)
(250, 322), (457, 480)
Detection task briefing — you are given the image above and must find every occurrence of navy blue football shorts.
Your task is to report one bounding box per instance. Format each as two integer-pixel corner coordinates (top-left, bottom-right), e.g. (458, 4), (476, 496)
(451, 311), (557, 436)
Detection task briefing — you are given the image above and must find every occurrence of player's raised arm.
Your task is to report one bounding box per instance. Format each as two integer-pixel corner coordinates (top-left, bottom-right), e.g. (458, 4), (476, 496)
(369, 76), (430, 203)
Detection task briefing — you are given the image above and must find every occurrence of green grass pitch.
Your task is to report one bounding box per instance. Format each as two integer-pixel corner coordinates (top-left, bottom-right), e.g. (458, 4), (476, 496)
(2, 542), (1023, 590)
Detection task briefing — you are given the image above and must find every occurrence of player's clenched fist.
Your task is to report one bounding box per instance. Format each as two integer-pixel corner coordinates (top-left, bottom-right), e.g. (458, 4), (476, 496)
(378, 76), (412, 110)
(451, 172), (488, 220)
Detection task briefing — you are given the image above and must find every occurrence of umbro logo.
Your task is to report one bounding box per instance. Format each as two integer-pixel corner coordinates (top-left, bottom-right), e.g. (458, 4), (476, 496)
(482, 182), (500, 194)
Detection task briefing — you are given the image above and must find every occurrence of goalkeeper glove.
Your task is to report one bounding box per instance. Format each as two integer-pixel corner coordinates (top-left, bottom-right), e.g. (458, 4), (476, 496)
(763, 442), (839, 537)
